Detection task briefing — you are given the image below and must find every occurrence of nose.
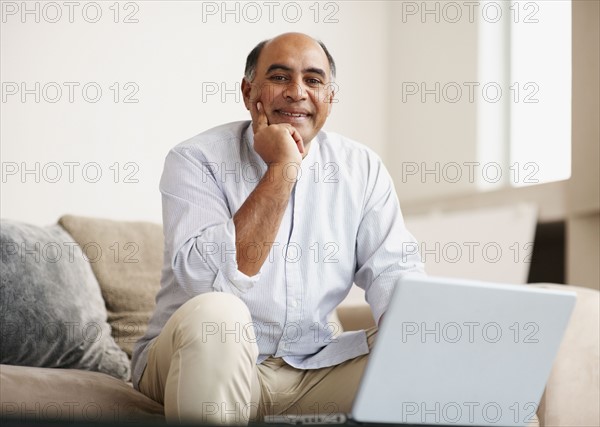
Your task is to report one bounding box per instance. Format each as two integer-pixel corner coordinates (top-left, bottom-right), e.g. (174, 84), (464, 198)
(283, 79), (307, 102)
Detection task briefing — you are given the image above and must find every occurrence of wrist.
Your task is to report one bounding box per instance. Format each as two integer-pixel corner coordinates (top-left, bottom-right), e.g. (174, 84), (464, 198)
(265, 161), (301, 185)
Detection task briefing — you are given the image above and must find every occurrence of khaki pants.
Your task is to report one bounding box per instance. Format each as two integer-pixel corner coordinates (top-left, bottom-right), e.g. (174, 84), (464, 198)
(139, 292), (540, 427)
(138, 292), (377, 425)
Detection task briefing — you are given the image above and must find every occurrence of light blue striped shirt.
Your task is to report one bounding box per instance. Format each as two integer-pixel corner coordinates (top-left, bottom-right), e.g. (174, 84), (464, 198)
(131, 121), (424, 389)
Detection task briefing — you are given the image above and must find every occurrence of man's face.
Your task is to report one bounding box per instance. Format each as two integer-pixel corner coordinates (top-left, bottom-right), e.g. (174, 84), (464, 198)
(242, 34), (335, 147)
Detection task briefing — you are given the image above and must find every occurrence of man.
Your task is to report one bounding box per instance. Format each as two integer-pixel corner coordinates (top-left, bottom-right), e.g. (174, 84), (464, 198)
(131, 32), (424, 425)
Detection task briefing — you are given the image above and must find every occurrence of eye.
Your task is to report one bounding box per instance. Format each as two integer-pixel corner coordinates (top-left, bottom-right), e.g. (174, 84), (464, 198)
(269, 75), (288, 82)
(306, 78), (323, 86)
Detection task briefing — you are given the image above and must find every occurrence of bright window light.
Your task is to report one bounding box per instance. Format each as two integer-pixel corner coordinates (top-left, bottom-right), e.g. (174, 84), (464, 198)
(478, 0), (572, 189)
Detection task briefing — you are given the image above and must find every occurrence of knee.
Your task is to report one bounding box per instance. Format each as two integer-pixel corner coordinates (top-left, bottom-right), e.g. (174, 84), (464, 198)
(172, 292), (256, 348)
(181, 292), (252, 324)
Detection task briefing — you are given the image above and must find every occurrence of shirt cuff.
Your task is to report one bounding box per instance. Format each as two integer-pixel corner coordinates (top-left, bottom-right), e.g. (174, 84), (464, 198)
(212, 267), (261, 296)
(367, 283), (394, 325)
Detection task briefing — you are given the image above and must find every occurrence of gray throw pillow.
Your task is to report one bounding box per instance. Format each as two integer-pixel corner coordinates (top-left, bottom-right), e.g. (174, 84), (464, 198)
(0, 220), (130, 381)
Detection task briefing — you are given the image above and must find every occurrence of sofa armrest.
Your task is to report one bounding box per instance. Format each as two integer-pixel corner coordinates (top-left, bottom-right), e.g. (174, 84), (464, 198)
(0, 364), (164, 422)
(532, 284), (600, 427)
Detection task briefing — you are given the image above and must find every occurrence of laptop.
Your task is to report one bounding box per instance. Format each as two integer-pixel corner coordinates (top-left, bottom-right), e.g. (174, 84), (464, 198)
(264, 275), (576, 426)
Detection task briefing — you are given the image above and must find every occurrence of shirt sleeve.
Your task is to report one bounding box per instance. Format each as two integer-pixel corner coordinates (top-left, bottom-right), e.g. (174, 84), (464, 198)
(353, 155), (425, 325)
(159, 147), (261, 298)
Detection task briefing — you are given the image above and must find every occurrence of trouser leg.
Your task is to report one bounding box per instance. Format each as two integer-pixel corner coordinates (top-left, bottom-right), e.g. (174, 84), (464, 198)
(256, 326), (540, 427)
(257, 327), (378, 419)
(138, 292), (260, 425)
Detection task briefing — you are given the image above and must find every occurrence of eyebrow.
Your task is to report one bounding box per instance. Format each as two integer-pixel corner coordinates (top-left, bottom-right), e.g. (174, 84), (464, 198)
(266, 64), (327, 79)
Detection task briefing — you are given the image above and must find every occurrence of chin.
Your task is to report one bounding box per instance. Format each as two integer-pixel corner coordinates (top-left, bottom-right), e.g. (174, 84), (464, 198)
(301, 133), (316, 145)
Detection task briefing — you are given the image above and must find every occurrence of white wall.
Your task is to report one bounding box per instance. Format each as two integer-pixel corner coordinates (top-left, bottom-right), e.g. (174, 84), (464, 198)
(1, 1), (389, 225)
(2, 1), (598, 291)
(387, 1), (479, 204)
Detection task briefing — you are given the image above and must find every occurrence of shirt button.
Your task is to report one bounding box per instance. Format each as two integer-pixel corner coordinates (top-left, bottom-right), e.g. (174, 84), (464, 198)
(291, 299), (299, 308)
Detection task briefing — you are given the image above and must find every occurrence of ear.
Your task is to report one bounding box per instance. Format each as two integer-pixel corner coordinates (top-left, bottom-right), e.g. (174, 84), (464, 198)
(326, 87), (335, 116)
(241, 78), (252, 111)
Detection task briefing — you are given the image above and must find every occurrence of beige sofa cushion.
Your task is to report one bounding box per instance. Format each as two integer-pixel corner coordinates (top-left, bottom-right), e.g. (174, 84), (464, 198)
(0, 364), (163, 422)
(533, 284), (600, 427)
(58, 215), (163, 358)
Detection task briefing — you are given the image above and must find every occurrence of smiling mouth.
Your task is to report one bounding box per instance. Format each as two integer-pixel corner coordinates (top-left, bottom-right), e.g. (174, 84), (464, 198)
(275, 110), (311, 118)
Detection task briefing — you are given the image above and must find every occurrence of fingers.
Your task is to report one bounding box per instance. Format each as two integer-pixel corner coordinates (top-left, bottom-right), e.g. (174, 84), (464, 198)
(250, 101), (269, 134)
(249, 98), (304, 156)
(287, 126), (305, 154)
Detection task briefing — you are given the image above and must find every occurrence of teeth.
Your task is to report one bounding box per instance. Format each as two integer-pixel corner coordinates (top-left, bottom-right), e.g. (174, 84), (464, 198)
(280, 111), (306, 117)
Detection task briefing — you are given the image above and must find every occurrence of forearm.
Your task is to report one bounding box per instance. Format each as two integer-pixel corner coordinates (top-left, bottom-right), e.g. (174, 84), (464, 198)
(233, 164), (296, 276)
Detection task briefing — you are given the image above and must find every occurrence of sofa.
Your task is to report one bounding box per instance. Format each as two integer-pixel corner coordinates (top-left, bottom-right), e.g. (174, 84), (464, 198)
(1, 215), (598, 425)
